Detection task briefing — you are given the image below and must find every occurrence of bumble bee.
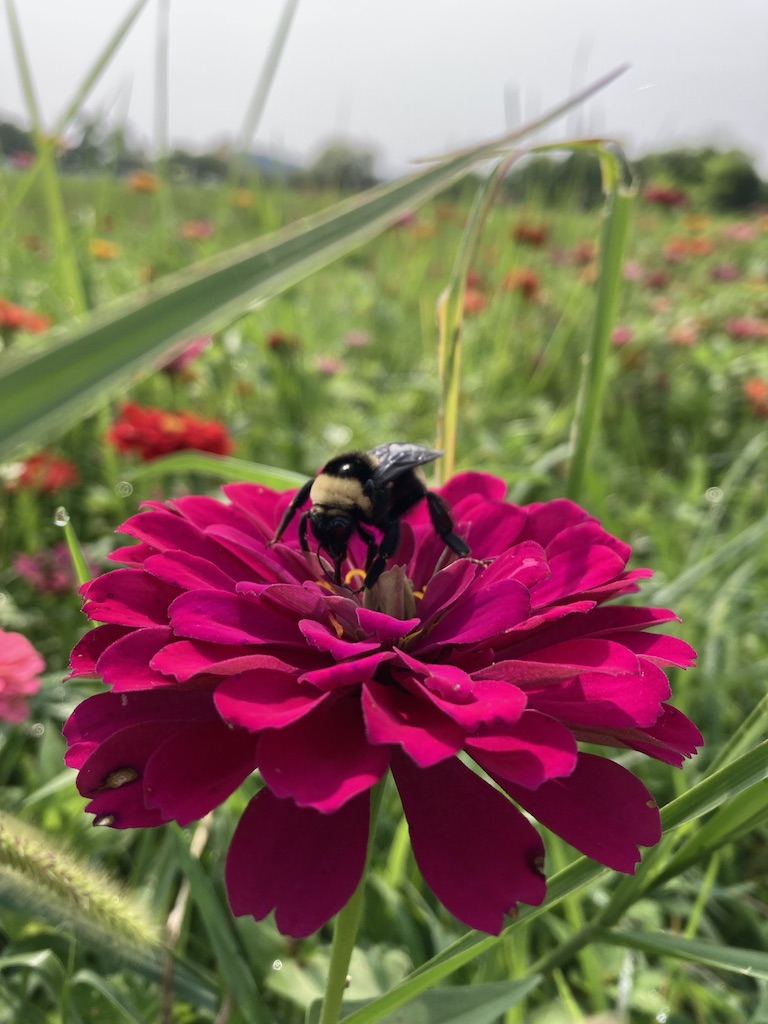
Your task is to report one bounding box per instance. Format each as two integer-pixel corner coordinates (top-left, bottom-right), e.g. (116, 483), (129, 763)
(271, 442), (470, 588)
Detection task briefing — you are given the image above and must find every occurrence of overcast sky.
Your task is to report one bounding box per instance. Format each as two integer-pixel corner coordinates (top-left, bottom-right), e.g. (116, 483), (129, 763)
(1, 0), (766, 175)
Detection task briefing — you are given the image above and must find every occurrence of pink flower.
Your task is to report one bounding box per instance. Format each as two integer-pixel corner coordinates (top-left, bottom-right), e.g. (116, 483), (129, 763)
(14, 542), (97, 594)
(721, 222), (756, 242)
(343, 330), (371, 349)
(162, 336), (212, 375)
(710, 263), (741, 282)
(64, 474), (700, 937)
(611, 325), (634, 346)
(726, 316), (768, 341)
(0, 631), (44, 722)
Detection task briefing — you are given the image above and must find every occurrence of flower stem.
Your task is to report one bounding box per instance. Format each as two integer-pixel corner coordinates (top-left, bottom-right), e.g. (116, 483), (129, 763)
(318, 779), (386, 1024)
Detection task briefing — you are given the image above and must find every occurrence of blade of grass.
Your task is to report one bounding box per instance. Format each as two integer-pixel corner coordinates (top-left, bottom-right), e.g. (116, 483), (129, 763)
(0, 66), (628, 462)
(598, 928), (768, 981)
(229, 0), (301, 189)
(566, 145), (635, 501)
(5, 0), (87, 313)
(125, 451), (306, 489)
(435, 154), (517, 482)
(0, 0), (150, 238)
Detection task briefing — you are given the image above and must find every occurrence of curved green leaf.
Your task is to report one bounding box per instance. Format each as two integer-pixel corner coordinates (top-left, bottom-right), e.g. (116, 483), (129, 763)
(0, 67), (626, 461)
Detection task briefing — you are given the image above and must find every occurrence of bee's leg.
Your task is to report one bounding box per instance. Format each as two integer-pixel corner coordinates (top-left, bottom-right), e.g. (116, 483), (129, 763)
(297, 510), (312, 553)
(425, 490), (470, 557)
(356, 524), (379, 575)
(270, 479), (313, 545)
(362, 519), (400, 589)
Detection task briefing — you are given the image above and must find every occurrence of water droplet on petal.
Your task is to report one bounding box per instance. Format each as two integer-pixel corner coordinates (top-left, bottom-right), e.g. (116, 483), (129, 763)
(93, 814), (115, 827)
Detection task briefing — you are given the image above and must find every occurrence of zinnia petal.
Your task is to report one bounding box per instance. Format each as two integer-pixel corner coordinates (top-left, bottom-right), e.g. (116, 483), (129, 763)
(257, 694), (389, 811)
(392, 752), (546, 933)
(226, 788), (369, 937)
(502, 753), (661, 872)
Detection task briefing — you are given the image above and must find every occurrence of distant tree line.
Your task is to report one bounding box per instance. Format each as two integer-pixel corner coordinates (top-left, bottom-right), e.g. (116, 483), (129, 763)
(503, 146), (766, 211)
(0, 115), (764, 209)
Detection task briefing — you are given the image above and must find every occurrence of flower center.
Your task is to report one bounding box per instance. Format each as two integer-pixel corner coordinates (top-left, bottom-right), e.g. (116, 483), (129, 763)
(362, 565), (417, 620)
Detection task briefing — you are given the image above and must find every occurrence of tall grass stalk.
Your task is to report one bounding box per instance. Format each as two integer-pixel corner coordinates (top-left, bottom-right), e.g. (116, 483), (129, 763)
(0, 0), (149, 239)
(435, 155), (516, 481)
(566, 146), (635, 502)
(229, 0), (301, 191)
(5, 0), (87, 314)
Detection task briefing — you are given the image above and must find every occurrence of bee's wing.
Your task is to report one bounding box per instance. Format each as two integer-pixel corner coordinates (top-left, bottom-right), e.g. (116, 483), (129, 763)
(368, 442), (444, 484)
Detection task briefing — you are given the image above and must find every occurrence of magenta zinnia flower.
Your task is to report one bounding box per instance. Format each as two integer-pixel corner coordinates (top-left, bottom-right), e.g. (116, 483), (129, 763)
(64, 473), (700, 937)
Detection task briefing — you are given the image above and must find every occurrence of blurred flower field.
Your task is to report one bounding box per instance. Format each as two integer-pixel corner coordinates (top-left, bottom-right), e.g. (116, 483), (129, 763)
(2, 145), (768, 1024)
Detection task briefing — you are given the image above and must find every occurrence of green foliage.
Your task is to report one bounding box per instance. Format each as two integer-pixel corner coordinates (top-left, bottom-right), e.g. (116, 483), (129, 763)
(704, 150), (764, 210)
(306, 140), (379, 192)
(1, 38), (768, 1022)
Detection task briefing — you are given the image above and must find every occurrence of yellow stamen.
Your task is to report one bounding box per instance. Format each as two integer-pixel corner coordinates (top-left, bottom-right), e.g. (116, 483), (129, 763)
(345, 567), (367, 587)
(327, 614), (345, 639)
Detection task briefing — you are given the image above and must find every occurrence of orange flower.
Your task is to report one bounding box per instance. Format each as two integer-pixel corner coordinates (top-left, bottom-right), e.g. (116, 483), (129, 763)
(501, 268), (540, 300)
(743, 378), (768, 417)
(127, 169), (161, 194)
(232, 189), (254, 209)
(684, 214), (710, 231)
(512, 222), (548, 246)
(687, 236), (713, 257)
(462, 288), (488, 315)
(89, 238), (122, 261)
(669, 319), (700, 347)
(0, 298), (50, 335)
(410, 222), (436, 240)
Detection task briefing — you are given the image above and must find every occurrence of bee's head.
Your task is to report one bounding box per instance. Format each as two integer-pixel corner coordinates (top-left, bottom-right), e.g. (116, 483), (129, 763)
(309, 509), (354, 560)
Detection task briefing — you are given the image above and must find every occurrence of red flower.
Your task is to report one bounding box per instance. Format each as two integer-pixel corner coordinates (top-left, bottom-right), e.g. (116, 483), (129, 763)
(107, 403), (234, 461)
(569, 241), (596, 267)
(266, 331), (300, 353)
(0, 298), (51, 335)
(7, 451), (80, 492)
(501, 268), (541, 300)
(0, 630), (44, 723)
(643, 185), (687, 208)
(65, 473), (700, 937)
(512, 222), (549, 246)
